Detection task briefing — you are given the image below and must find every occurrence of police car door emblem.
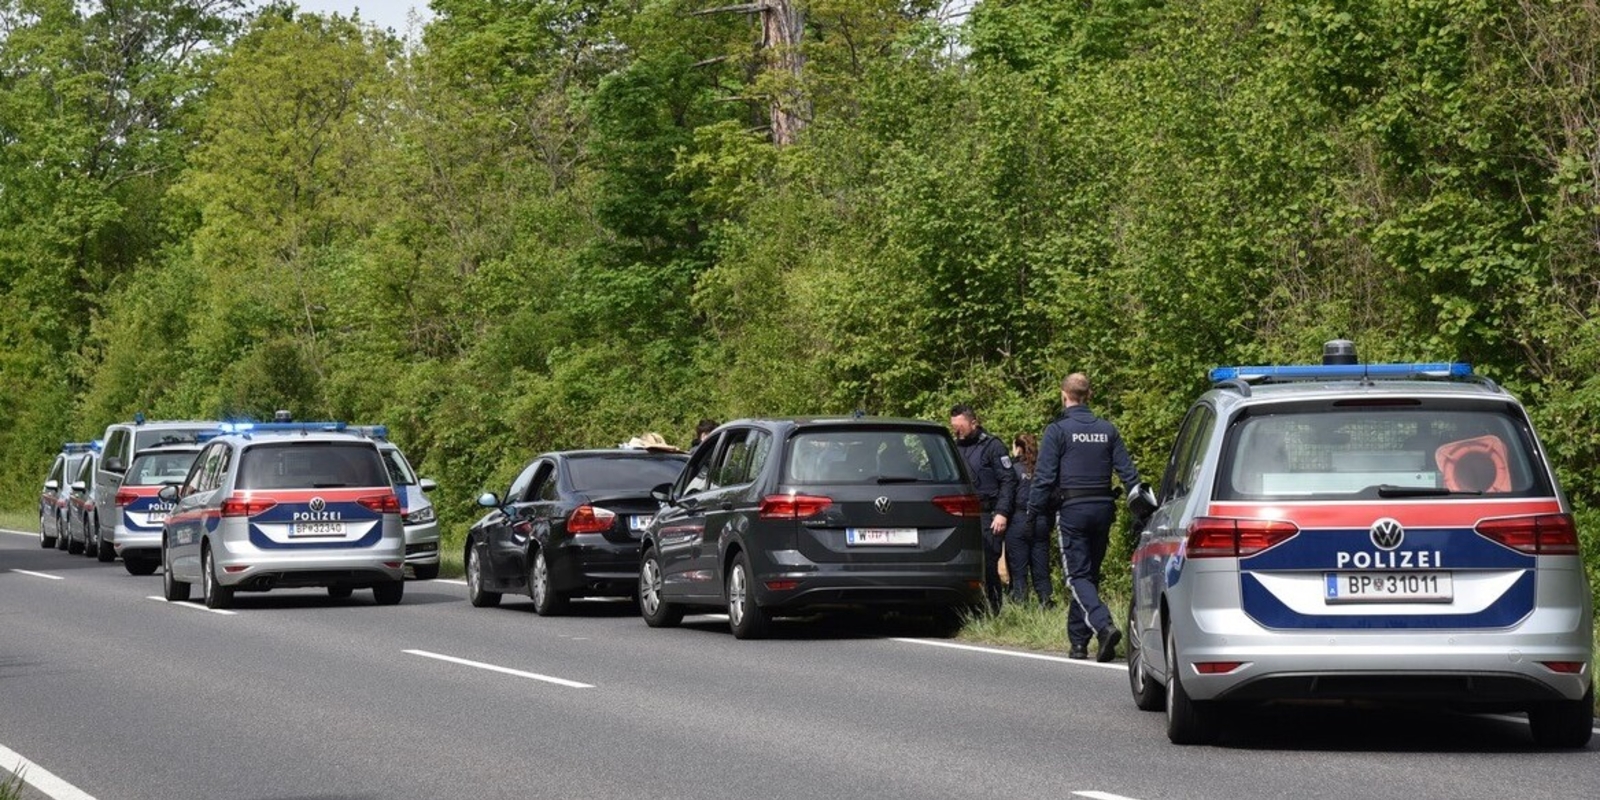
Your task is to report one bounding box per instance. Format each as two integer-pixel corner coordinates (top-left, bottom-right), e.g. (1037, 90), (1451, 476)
(309, 497), (326, 513)
(874, 496), (892, 514)
(1370, 518), (1404, 550)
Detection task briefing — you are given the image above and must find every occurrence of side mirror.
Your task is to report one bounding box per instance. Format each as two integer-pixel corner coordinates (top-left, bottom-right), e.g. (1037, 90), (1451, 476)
(157, 485), (179, 502)
(477, 491), (501, 508)
(70, 481), (87, 494)
(44, 479), (59, 492)
(650, 482), (673, 504)
(419, 478), (437, 493)
(104, 456), (125, 474)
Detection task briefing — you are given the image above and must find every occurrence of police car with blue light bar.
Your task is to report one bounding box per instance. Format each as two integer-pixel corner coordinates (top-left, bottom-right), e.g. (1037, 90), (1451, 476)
(1127, 340), (1594, 746)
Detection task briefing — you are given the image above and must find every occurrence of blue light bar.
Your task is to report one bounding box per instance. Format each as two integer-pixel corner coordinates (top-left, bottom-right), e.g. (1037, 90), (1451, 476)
(348, 425), (389, 440)
(1209, 362), (1474, 383)
(62, 441), (95, 453)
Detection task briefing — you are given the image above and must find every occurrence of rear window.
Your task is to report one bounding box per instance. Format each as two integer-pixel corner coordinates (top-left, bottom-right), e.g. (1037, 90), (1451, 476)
(567, 455), (687, 492)
(1217, 403), (1551, 501)
(236, 442), (388, 490)
(125, 452), (200, 487)
(784, 429), (962, 484)
(133, 427), (212, 451)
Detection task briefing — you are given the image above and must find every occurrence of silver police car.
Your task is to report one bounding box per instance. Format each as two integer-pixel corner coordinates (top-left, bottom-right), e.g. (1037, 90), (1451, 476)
(1128, 342), (1594, 747)
(159, 423), (406, 609)
(369, 434), (440, 580)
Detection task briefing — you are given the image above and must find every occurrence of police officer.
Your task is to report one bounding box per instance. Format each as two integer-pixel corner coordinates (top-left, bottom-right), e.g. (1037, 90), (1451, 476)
(1028, 373), (1140, 661)
(1005, 433), (1052, 606)
(951, 404), (1017, 613)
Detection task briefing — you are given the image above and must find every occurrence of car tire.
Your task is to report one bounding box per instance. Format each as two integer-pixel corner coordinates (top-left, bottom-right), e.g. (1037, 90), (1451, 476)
(327, 586), (354, 599)
(40, 514), (55, 549)
(372, 581), (404, 606)
(202, 546), (234, 611)
(638, 549), (682, 628)
(56, 517), (70, 550)
(466, 546), (501, 608)
(1528, 682), (1595, 748)
(161, 548), (191, 602)
(125, 556), (158, 576)
(95, 522), (115, 563)
(529, 549), (568, 616)
(1165, 627), (1217, 744)
(411, 563), (439, 581)
(930, 606), (967, 638)
(67, 529), (84, 555)
(726, 551), (771, 640)
(1128, 600), (1165, 712)
(82, 518), (97, 558)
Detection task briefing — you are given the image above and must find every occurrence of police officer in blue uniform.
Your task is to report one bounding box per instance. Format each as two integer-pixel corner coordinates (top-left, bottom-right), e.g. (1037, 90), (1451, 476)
(951, 405), (1017, 613)
(1029, 373), (1140, 661)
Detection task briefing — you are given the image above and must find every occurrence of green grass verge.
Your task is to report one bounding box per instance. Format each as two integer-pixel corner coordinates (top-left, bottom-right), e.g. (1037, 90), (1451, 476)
(0, 768), (25, 800)
(958, 588), (1130, 655)
(0, 508), (36, 533)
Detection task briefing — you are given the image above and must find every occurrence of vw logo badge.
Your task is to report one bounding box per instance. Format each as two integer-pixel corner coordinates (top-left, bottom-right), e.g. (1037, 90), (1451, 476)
(309, 497), (326, 513)
(874, 496), (892, 514)
(1369, 518), (1404, 550)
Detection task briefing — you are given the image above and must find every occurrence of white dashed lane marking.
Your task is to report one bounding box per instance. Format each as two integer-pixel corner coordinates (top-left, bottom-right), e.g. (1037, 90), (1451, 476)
(10, 569), (64, 581)
(404, 649), (594, 689)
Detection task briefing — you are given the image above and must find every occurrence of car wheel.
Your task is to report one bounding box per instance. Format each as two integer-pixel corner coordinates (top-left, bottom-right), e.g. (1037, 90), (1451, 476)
(55, 517), (69, 551)
(40, 514), (55, 549)
(125, 556), (158, 576)
(327, 586), (354, 599)
(726, 551), (771, 640)
(202, 546), (234, 611)
(411, 563), (439, 581)
(82, 519), (98, 558)
(638, 549), (682, 628)
(1528, 682), (1595, 748)
(66, 528), (84, 555)
(372, 581), (404, 606)
(466, 546), (501, 608)
(1128, 600), (1165, 712)
(1165, 627), (1217, 744)
(529, 549), (568, 616)
(161, 548), (191, 602)
(95, 520), (115, 563)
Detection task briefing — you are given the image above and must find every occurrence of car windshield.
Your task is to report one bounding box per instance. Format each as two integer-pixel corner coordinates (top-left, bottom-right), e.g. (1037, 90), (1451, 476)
(236, 442), (388, 490)
(125, 452), (199, 486)
(381, 447), (417, 486)
(1217, 403), (1551, 501)
(784, 428), (962, 484)
(566, 454), (687, 492)
(133, 427), (213, 450)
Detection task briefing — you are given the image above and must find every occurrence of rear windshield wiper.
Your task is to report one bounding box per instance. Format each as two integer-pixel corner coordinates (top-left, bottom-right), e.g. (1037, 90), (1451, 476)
(1376, 485), (1483, 498)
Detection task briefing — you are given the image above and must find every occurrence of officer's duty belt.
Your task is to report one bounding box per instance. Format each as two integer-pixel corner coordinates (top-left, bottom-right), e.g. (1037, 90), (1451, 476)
(1054, 487), (1116, 503)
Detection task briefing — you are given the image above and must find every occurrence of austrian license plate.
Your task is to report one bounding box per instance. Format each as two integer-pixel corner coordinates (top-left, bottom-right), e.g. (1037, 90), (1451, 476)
(290, 521), (347, 538)
(629, 515), (653, 532)
(1324, 571), (1452, 603)
(846, 528), (917, 546)
(146, 511), (167, 523)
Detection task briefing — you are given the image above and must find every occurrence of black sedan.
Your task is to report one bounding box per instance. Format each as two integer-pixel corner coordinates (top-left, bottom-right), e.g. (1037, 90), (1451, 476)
(466, 449), (688, 615)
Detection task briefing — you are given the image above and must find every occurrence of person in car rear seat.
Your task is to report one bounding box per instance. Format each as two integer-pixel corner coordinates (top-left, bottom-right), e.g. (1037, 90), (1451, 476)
(1029, 373), (1140, 661)
(951, 404), (1016, 614)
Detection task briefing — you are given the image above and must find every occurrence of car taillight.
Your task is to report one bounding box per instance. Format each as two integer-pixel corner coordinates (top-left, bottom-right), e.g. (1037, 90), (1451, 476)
(220, 496), (279, 517)
(567, 505), (616, 534)
(114, 490), (138, 506)
(1185, 517), (1299, 558)
(932, 494), (981, 517)
(758, 494), (833, 519)
(357, 493), (402, 515)
(1475, 514), (1579, 555)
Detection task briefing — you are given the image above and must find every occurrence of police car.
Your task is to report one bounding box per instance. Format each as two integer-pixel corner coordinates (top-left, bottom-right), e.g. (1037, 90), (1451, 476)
(351, 426), (441, 581)
(159, 422), (406, 609)
(93, 417), (222, 574)
(108, 444), (203, 569)
(40, 442), (95, 550)
(1127, 342), (1594, 747)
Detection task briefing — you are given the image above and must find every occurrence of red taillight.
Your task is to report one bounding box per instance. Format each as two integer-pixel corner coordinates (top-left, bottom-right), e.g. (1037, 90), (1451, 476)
(223, 565), (249, 574)
(357, 493), (402, 515)
(1185, 517), (1299, 558)
(220, 496), (278, 517)
(114, 490), (138, 507)
(1539, 661), (1586, 674)
(765, 579), (800, 591)
(567, 505), (616, 534)
(932, 494), (982, 518)
(759, 494), (833, 519)
(1475, 514), (1579, 555)
(1194, 661), (1245, 674)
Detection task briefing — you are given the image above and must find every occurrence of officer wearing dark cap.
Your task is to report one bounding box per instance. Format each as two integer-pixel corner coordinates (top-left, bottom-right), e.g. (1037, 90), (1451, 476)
(1029, 373), (1140, 661)
(951, 404), (1016, 613)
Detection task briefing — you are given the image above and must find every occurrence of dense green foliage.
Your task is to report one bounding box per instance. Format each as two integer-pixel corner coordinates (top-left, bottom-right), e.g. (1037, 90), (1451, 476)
(3, 0), (1600, 590)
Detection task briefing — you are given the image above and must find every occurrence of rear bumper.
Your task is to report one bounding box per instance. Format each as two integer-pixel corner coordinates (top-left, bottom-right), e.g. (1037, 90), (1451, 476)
(550, 536), (642, 596)
(752, 549), (984, 611)
(211, 533), (405, 590)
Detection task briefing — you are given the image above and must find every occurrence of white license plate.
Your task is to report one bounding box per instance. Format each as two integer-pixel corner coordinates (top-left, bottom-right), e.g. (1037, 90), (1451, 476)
(846, 528), (918, 546)
(146, 511), (167, 523)
(629, 515), (653, 532)
(1325, 571), (1452, 603)
(290, 521), (347, 538)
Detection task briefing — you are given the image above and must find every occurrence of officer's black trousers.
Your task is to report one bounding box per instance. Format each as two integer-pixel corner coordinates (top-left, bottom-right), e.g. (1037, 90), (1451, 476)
(1058, 501), (1115, 647)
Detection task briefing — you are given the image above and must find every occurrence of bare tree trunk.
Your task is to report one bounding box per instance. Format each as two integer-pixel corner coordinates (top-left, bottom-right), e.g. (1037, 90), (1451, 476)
(762, 0), (807, 146)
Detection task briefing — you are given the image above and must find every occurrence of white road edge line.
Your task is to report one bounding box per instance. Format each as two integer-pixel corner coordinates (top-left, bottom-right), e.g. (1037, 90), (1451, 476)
(432, 579), (468, 586)
(0, 528), (38, 537)
(11, 570), (64, 581)
(1481, 712), (1600, 734)
(0, 742), (98, 800)
(892, 637), (1125, 670)
(404, 649), (594, 689)
(145, 596), (238, 616)
(1074, 791), (1142, 800)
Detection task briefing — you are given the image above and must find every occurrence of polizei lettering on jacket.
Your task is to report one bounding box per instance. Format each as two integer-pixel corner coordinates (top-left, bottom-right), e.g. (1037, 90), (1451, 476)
(1071, 433), (1110, 443)
(1335, 550), (1443, 569)
(291, 510), (344, 522)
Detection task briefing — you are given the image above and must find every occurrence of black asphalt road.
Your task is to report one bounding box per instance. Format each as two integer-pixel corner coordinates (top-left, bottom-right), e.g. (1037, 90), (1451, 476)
(1, 529), (1594, 800)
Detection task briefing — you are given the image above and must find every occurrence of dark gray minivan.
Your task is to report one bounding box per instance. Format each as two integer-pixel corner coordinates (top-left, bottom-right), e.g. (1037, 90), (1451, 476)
(638, 417), (986, 639)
